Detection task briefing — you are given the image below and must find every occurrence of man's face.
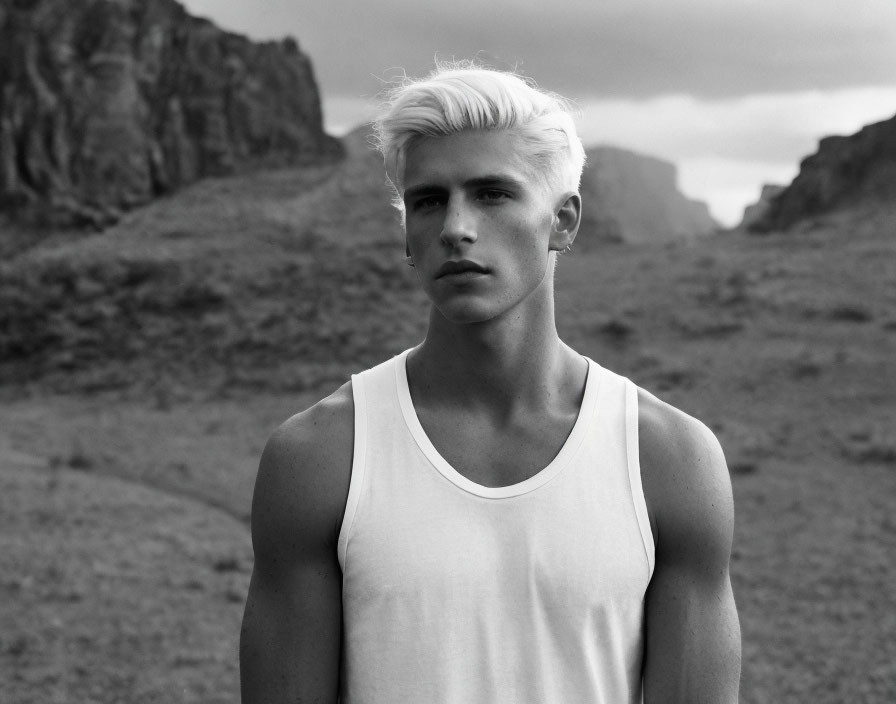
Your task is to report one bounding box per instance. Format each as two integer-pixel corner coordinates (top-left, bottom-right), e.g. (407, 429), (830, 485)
(402, 129), (571, 325)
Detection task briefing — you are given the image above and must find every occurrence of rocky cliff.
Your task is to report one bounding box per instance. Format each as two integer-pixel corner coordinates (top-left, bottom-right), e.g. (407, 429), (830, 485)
(749, 113), (896, 232)
(0, 0), (341, 227)
(740, 184), (786, 231)
(578, 146), (717, 245)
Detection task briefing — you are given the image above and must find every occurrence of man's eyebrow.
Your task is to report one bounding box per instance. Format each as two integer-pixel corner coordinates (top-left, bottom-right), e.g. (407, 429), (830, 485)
(404, 174), (527, 199)
(403, 183), (444, 200)
(466, 175), (527, 189)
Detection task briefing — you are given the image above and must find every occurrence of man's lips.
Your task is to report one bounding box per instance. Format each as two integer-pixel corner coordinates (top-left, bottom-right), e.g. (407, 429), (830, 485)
(435, 260), (489, 279)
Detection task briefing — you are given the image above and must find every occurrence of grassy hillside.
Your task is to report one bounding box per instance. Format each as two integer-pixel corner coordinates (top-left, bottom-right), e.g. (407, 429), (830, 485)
(1, 157), (895, 702)
(0, 158), (425, 395)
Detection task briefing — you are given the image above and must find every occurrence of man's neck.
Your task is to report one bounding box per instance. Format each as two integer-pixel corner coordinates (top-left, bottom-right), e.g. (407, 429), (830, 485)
(408, 300), (584, 418)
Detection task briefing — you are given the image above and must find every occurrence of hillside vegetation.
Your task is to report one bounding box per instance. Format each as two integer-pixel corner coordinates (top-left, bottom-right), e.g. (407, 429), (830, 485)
(0, 157), (424, 395)
(2, 128), (896, 702)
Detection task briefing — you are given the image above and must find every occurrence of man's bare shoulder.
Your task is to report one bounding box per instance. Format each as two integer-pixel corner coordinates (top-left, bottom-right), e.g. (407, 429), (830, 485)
(251, 382), (355, 566)
(637, 386), (726, 480)
(636, 386), (733, 556)
(263, 381), (355, 476)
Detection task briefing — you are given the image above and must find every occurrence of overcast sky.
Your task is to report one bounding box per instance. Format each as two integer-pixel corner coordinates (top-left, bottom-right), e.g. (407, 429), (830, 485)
(181, 0), (896, 225)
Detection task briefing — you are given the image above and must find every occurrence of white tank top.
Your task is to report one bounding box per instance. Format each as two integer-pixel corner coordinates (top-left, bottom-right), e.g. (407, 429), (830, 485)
(338, 349), (655, 703)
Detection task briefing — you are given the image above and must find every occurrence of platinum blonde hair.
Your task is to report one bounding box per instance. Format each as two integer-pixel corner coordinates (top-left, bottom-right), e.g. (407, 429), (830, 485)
(373, 61), (586, 216)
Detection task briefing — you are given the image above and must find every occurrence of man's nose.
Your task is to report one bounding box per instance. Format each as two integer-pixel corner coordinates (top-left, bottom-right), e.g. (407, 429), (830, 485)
(440, 199), (478, 247)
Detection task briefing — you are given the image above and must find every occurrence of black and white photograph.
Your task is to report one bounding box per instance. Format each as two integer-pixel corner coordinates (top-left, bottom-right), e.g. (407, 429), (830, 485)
(2, 0), (895, 702)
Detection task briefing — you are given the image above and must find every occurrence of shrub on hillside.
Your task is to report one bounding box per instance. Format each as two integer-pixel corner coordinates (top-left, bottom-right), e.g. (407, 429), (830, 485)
(0, 240), (426, 392)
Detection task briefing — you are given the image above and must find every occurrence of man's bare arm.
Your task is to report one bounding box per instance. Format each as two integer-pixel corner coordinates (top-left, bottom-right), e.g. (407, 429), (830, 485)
(240, 384), (354, 704)
(639, 389), (742, 703)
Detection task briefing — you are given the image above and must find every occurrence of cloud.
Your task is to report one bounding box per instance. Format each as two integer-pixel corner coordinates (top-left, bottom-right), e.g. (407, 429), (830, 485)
(182, 0), (896, 100)
(576, 87), (896, 160)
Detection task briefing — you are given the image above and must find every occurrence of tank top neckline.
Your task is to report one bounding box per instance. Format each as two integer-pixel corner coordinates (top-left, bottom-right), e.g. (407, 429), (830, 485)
(394, 348), (602, 499)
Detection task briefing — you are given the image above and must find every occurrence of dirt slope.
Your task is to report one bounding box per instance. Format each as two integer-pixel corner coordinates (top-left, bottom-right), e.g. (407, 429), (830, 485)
(1, 454), (252, 703)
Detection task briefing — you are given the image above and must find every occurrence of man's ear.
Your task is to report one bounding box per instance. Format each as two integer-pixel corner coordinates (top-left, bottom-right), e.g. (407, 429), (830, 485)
(549, 192), (582, 251)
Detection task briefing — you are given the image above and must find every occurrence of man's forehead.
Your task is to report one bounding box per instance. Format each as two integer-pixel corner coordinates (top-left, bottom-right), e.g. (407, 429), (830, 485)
(403, 129), (535, 187)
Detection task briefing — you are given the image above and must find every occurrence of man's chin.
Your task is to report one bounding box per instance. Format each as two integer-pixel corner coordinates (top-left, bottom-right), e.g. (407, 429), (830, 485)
(432, 301), (499, 326)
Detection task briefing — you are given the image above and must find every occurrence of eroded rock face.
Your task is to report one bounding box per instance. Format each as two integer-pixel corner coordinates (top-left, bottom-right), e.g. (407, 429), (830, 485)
(739, 184), (786, 231)
(749, 113), (896, 232)
(578, 145), (717, 246)
(0, 0), (341, 227)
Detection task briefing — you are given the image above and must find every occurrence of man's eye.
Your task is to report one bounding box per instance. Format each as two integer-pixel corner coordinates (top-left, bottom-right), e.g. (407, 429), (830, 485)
(479, 189), (510, 202)
(410, 195), (444, 211)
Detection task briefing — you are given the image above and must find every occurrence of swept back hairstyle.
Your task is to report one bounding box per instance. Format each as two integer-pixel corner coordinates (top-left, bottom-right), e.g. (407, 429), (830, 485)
(373, 61), (586, 216)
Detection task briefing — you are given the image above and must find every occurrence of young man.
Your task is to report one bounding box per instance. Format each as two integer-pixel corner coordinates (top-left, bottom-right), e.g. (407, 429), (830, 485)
(240, 64), (741, 703)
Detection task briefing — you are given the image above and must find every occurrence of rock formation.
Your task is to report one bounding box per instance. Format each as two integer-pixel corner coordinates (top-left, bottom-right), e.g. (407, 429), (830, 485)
(0, 0), (341, 227)
(739, 184), (786, 231)
(578, 146), (717, 245)
(749, 113), (896, 232)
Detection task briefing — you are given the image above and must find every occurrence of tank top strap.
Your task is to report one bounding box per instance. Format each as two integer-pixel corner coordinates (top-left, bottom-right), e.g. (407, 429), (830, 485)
(338, 351), (405, 568)
(587, 359), (656, 579)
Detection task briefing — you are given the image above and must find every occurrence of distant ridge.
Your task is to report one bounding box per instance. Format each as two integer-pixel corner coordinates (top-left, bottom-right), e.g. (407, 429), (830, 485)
(578, 146), (717, 245)
(0, 0), (341, 228)
(740, 184), (786, 231)
(748, 112), (896, 232)
(322, 133), (719, 246)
